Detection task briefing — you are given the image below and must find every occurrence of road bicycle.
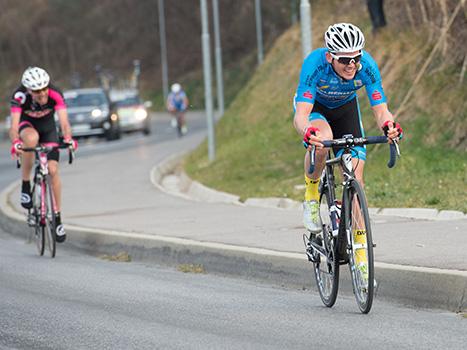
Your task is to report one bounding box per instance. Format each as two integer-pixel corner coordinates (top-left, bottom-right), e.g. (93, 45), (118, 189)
(18, 142), (74, 258)
(303, 134), (399, 313)
(170, 110), (187, 137)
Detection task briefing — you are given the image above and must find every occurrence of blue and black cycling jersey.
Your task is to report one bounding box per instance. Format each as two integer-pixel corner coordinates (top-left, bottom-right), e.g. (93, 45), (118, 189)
(294, 48), (387, 109)
(167, 91), (188, 111)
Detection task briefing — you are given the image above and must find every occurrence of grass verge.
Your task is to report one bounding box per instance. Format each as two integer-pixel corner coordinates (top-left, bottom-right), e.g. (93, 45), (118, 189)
(185, 10), (466, 213)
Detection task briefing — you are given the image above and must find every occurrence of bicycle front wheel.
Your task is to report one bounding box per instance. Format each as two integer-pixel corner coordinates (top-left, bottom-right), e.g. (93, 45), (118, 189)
(44, 176), (56, 258)
(313, 188), (339, 307)
(176, 118), (183, 137)
(34, 213), (45, 256)
(344, 180), (374, 314)
(31, 184), (45, 256)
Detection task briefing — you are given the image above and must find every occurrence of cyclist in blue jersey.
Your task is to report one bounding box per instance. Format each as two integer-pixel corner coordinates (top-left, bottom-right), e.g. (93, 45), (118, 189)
(166, 83), (189, 135)
(293, 23), (403, 233)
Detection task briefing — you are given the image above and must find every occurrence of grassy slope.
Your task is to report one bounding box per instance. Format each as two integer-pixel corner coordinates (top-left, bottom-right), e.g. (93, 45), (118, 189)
(186, 9), (467, 212)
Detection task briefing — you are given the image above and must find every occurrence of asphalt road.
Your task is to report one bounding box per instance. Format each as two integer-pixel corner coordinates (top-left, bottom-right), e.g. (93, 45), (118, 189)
(1, 113), (466, 349)
(0, 112), (204, 188)
(1, 228), (466, 350)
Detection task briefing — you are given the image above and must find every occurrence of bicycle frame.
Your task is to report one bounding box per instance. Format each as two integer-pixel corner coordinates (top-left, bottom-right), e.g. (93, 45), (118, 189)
(19, 143), (74, 258)
(305, 134), (399, 313)
(328, 153), (356, 232)
(306, 151), (353, 263)
(33, 149), (56, 225)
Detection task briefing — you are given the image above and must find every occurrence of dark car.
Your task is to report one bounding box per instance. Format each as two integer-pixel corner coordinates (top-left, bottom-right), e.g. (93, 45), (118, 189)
(63, 88), (121, 141)
(109, 89), (151, 135)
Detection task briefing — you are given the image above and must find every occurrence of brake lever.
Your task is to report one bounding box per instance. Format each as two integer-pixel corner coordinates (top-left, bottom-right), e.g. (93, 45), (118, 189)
(392, 138), (401, 157)
(308, 145), (316, 174)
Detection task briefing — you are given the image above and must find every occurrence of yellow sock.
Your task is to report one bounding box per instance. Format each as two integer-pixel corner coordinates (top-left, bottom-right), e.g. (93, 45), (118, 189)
(304, 174), (320, 202)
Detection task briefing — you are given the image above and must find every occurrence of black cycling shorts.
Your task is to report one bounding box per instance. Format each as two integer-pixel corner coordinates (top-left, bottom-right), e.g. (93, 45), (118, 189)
(19, 116), (60, 162)
(309, 98), (366, 160)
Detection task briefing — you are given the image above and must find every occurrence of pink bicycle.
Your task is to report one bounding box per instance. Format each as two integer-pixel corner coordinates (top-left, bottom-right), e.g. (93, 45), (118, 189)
(18, 143), (74, 258)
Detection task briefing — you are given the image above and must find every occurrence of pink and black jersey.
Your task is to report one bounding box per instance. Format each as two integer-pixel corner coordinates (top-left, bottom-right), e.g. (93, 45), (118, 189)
(10, 84), (66, 121)
(10, 84), (65, 160)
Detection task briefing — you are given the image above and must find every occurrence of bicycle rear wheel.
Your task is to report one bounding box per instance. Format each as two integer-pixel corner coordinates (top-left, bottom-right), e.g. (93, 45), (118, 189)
(44, 176), (56, 258)
(313, 189), (339, 307)
(344, 180), (374, 314)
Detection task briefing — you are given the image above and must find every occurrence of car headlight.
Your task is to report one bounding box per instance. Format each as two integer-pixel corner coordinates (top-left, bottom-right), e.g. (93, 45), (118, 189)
(91, 108), (103, 118)
(134, 108), (148, 120)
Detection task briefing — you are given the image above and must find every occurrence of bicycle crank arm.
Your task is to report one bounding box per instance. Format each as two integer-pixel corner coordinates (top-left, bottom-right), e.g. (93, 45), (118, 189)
(307, 242), (328, 263)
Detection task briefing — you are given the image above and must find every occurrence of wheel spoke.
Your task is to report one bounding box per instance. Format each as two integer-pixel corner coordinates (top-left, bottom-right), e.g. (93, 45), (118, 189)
(312, 189), (339, 307)
(44, 177), (56, 258)
(346, 181), (374, 313)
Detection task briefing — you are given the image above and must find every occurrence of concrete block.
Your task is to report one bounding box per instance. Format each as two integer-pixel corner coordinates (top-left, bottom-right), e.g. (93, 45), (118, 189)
(177, 171), (193, 193)
(244, 197), (282, 208)
(187, 181), (240, 204)
(379, 208), (439, 220)
(437, 210), (466, 220)
(161, 175), (181, 193)
(278, 198), (302, 210)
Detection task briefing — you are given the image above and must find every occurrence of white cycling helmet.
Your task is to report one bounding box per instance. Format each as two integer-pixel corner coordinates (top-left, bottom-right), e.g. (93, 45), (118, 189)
(324, 23), (365, 53)
(171, 83), (181, 93)
(21, 66), (50, 90)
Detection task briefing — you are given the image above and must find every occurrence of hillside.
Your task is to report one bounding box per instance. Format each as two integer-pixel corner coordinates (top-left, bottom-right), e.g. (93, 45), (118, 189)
(186, 0), (467, 212)
(0, 0), (292, 114)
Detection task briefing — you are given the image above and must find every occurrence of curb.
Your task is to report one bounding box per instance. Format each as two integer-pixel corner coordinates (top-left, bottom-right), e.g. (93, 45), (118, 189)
(151, 153), (467, 220)
(150, 152), (242, 205)
(1, 180), (466, 312)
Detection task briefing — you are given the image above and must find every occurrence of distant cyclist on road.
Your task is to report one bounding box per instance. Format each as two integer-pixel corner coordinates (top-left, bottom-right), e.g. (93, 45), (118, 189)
(166, 83), (189, 136)
(9, 67), (77, 243)
(293, 23), (403, 233)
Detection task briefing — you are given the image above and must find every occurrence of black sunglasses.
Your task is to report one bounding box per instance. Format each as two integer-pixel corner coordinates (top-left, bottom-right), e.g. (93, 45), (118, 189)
(30, 87), (48, 94)
(330, 53), (362, 65)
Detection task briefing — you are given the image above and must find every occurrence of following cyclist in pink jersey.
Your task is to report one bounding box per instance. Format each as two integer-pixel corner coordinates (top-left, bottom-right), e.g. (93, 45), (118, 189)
(9, 67), (78, 243)
(293, 23), (403, 234)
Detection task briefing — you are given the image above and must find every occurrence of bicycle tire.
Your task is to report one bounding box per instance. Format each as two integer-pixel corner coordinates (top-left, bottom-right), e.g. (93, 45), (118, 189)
(313, 188), (339, 307)
(344, 179), (374, 314)
(34, 211), (45, 256)
(176, 119), (183, 137)
(44, 175), (56, 258)
(31, 183), (45, 256)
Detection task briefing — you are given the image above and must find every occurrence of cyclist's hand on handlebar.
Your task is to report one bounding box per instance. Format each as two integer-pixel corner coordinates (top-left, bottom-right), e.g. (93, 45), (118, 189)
(382, 120), (403, 142)
(10, 139), (23, 159)
(303, 126), (323, 149)
(64, 136), (78, 151)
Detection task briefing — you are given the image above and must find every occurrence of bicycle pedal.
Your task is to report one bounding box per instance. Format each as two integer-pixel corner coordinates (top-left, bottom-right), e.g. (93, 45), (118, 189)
(303, 236), (320, 263)
(373, 243), (376, 247)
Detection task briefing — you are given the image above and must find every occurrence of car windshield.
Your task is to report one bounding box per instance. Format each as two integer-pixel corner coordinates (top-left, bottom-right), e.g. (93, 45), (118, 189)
(65, 93), (107, 107)
(114, 96), (141, 107)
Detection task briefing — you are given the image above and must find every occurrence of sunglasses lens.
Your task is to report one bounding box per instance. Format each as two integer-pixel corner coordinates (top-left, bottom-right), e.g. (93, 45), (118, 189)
(338, 55), (361, 65)
(339, 58), (350, 65)
(32, 88), (47, 93)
